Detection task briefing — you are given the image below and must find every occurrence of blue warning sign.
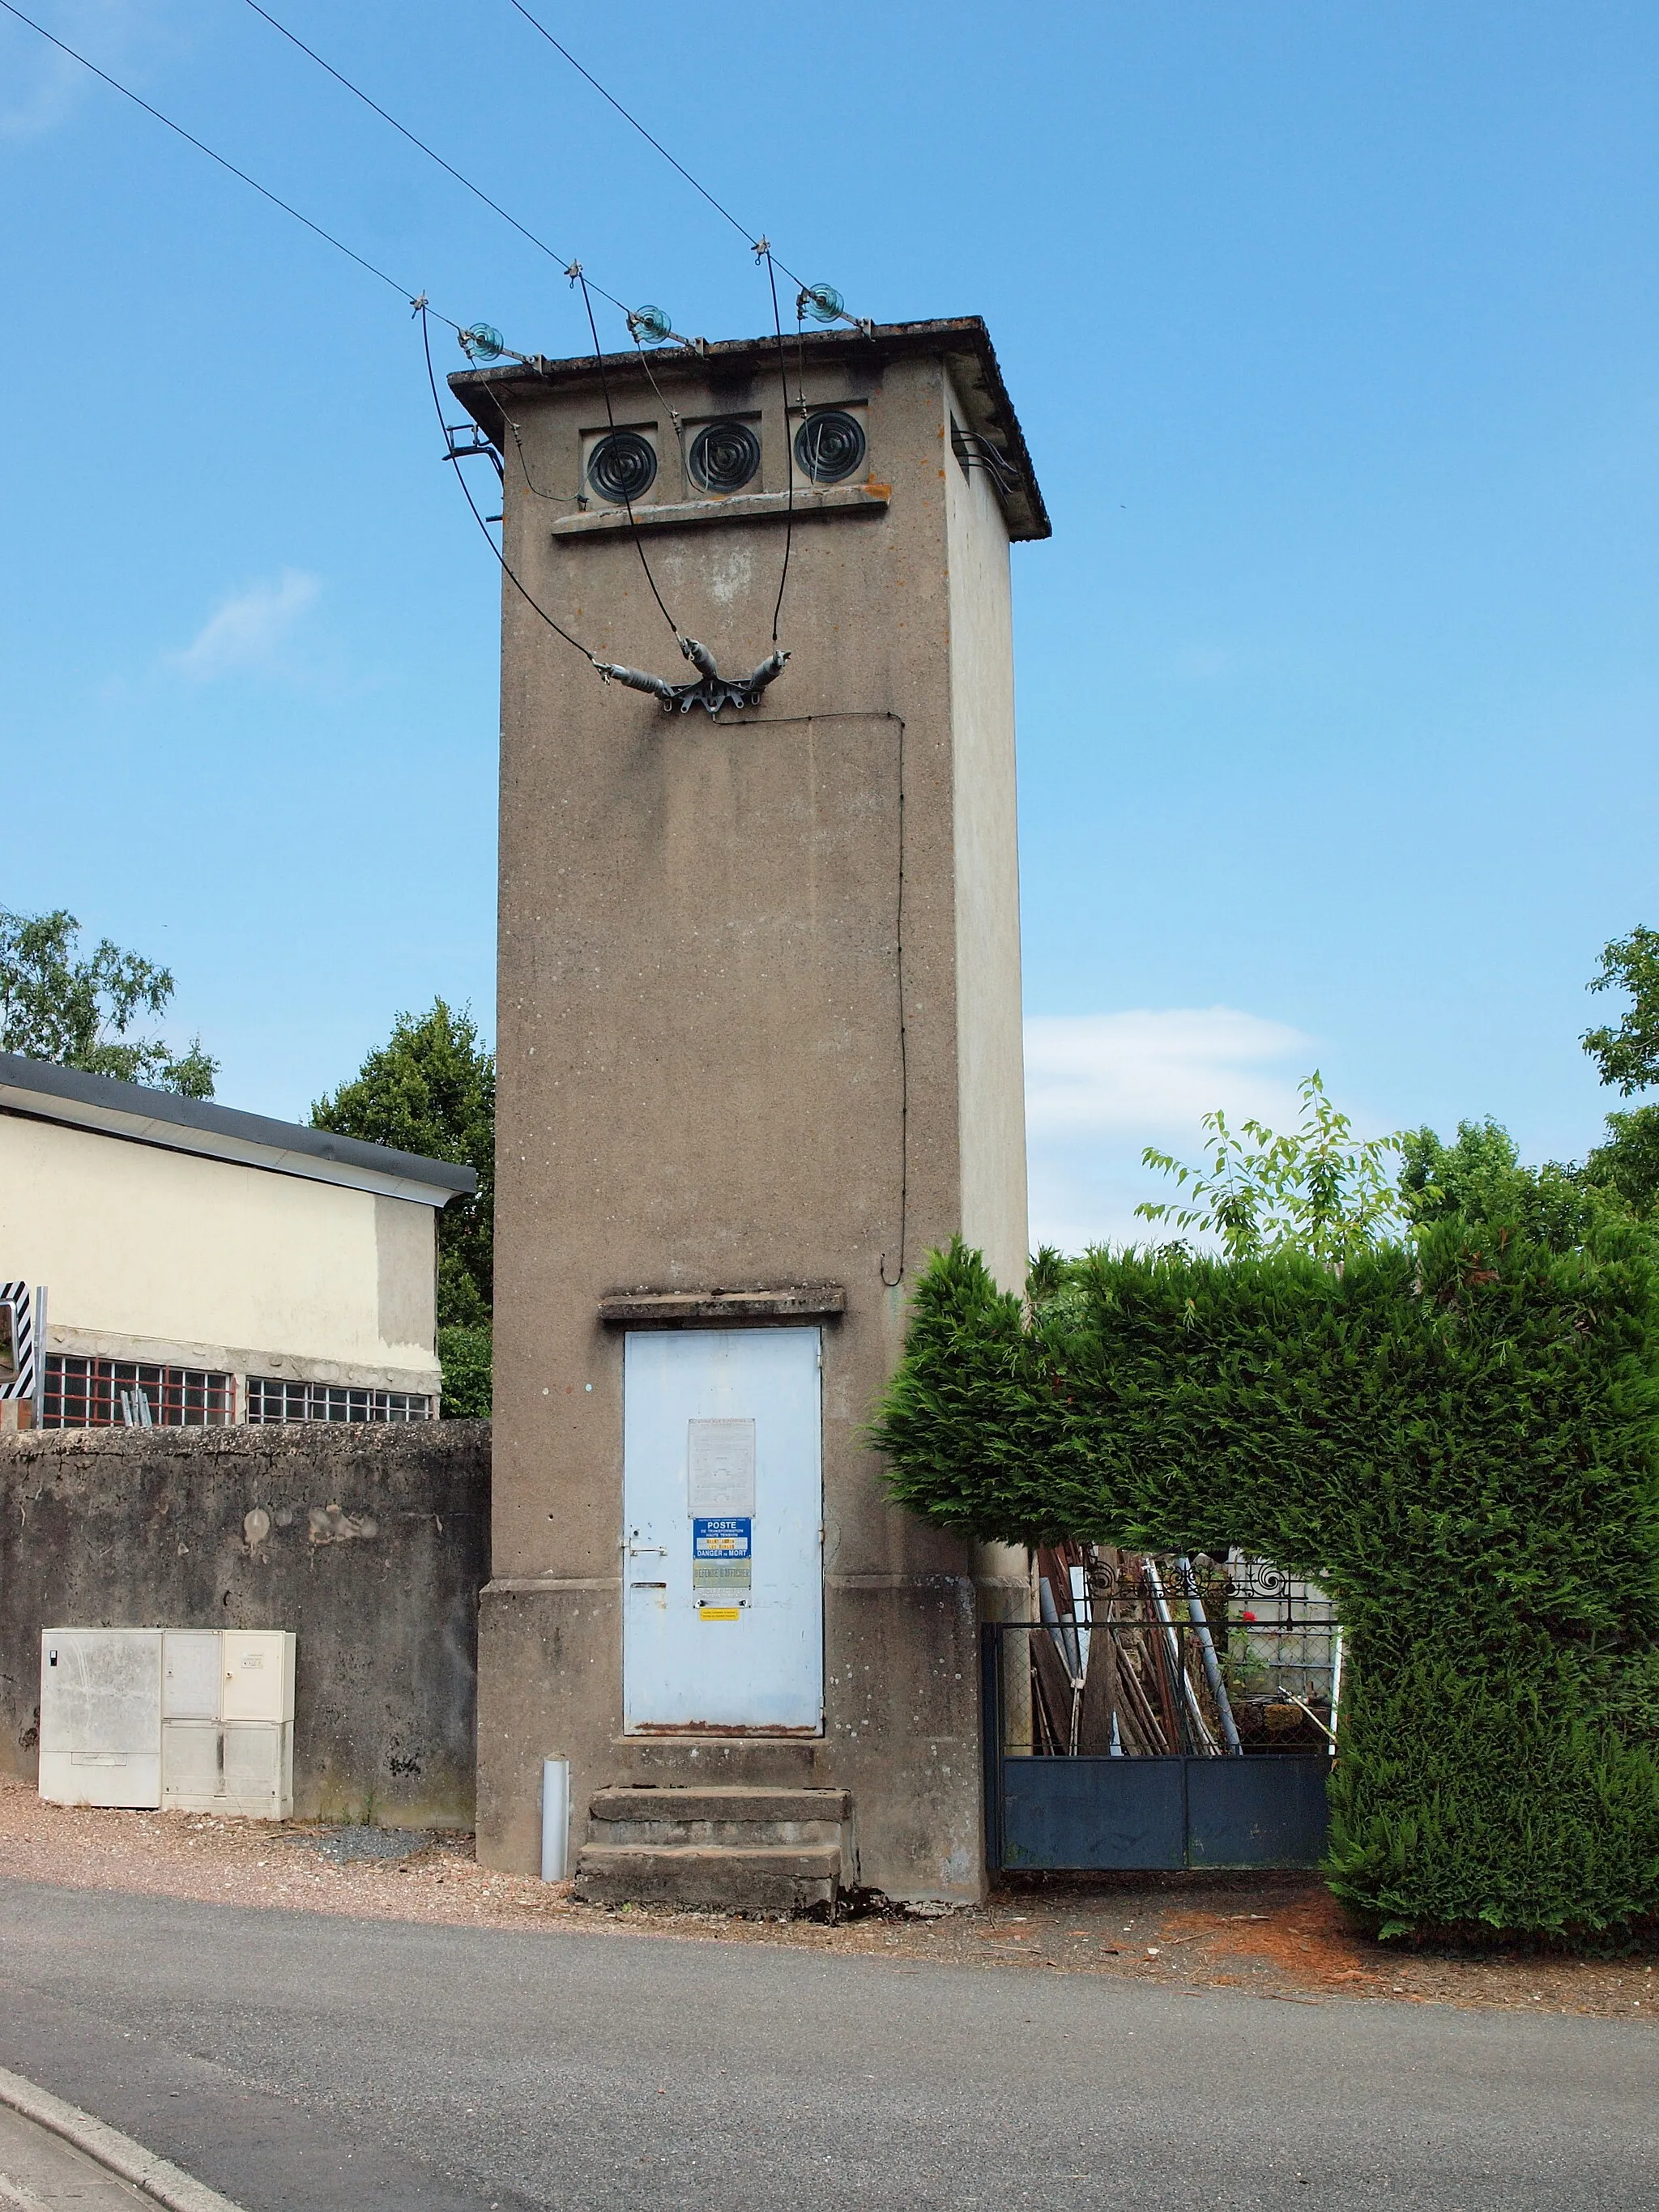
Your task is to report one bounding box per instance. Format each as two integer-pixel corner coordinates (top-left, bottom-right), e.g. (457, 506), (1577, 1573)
(693, 1515), (752, 1593)
(693, 1516), (752, 1559)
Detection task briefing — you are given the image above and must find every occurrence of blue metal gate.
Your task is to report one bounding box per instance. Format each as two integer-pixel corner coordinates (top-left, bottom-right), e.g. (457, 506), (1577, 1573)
(981, 1591), (1335, 1873)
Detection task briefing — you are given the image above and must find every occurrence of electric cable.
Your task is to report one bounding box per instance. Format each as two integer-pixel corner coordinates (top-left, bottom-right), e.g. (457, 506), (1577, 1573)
(2, 0), (610, 663)
(0, 0), (462, 329)
(631, 339), (690, 497)
(500, 0), (829, 307)
(420, 305), (602, 664)
(575, 271), (684, 645)
(881, 710), (910, 1286)
(504, 412), (582, 504)
(743, 715), (908, 1287)
(239, 0), (635, 318)
(761, 249), (796, 646)
(0, 0), (768, 694)
(499, 0), (790, 268)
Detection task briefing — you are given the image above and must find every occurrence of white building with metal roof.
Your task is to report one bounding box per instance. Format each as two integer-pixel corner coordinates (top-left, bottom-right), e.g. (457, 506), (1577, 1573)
(0, 1053), (476, 1429)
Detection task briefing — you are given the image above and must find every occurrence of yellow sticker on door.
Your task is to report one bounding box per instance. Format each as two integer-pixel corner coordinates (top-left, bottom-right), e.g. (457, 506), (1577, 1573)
(698, 1606), (742, 1622)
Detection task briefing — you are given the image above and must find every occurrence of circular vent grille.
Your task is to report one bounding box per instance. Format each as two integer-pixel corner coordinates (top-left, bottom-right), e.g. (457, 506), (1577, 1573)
(689, 420), (761, 495)
(588, 431), (657, 505)
(794, 409), (866, 484)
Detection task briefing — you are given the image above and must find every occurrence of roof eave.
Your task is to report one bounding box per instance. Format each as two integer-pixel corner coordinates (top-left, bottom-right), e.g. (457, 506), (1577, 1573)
(450, 313), (1051, 543)
(0, 1055), (477, 1208)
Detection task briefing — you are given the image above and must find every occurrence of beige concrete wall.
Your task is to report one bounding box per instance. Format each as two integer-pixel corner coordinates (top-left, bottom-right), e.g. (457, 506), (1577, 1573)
(0, 1115), (440, 1394)
(476, 336), (1030, 1899)
(944, 367), (1029, 1296)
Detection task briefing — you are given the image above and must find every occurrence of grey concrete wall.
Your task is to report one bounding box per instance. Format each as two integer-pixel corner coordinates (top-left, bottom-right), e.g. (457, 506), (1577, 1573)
(458, 323), (1038, 1899)
(0, 1422), (488, 1826)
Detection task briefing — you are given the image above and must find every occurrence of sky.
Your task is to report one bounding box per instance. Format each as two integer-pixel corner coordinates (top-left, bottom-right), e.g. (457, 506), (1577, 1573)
(3, 0), (1657, 1251)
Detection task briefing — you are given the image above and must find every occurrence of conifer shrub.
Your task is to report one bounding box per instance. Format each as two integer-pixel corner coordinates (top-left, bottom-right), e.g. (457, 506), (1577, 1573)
(871, 1224), (1659, 1941)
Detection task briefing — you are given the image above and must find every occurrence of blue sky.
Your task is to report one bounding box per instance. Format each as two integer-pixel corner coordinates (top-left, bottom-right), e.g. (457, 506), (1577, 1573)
(3, 0), (1657, 1248)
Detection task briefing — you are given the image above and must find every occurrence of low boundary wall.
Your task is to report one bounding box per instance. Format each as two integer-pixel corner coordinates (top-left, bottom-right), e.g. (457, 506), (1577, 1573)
(0, 1421), (489, 1826)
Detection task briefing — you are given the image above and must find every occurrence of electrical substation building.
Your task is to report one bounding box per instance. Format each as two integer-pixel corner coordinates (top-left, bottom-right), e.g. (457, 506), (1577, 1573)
(452, 314), (1049, 1903)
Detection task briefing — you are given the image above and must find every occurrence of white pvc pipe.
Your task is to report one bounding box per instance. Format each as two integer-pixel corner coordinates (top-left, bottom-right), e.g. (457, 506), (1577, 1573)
(1177, 1555), (1243, 1756)
(540, 1758), (570, 1882)
(1146, 1558), (1219, 1755)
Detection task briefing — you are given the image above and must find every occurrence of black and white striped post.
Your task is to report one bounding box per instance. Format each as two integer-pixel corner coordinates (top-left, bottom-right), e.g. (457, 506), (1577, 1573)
(0, 1281), (47, 1429)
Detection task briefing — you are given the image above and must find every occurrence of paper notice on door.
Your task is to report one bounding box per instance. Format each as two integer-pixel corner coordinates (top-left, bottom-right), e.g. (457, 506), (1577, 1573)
(688, 1418), (756, 1516)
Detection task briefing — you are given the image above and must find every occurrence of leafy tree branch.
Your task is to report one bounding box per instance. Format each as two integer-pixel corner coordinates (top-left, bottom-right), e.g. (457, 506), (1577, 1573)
(1136, 1071), (1405, 1264)
(0, 906), (215, 1096)
(1584, 924), (1659, 1095)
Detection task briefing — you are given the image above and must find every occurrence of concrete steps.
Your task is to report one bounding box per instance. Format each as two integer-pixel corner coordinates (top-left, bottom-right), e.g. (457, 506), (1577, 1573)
(574, 1785), (852, 1912)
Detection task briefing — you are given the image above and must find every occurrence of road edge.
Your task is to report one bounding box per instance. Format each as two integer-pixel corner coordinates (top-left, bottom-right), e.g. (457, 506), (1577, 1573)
(0, 2061), (246, 2212)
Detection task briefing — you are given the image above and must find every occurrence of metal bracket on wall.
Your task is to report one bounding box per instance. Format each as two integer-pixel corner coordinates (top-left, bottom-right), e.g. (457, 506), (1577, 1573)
(442, 420), (504, 479)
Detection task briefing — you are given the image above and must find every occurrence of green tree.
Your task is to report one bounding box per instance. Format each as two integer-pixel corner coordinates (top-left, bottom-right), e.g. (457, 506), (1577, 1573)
(1583, 1105), (1659, 1218)
(311, 1000), (495, 1336)
(1580, 927), (1659, 1217)
(0, 906), (215, 1095)
(1136, 1072), (1405, 1264)
(1397, 1117), (1619, 1248)
(434, 1323), (492, 1420)
(1583, 924), (1659, 1093)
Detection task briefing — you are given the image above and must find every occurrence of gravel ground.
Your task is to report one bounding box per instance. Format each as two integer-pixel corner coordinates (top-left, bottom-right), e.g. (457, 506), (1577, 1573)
(3, 1778), (1654, 2020)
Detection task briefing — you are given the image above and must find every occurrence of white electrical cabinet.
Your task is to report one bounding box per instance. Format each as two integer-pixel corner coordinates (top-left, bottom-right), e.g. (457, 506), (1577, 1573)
(39, 1629), (164, 1809)
(40, 1628), (296, 1818)
(160, 1629), (294, 1817)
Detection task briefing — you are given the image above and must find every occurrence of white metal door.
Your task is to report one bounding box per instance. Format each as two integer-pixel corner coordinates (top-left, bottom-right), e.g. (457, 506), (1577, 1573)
(623, 1328), (823, 1733)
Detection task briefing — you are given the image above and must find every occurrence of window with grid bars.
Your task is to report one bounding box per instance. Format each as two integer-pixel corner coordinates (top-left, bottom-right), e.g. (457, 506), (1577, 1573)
(43, 1355), (233, 1429)
(245, 1377), (430, 1424)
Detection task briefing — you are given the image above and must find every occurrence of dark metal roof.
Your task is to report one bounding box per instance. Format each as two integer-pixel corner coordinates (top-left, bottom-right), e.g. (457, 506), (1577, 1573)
(0, 1052), (476, 1206)
(450, 314), (1051, 543)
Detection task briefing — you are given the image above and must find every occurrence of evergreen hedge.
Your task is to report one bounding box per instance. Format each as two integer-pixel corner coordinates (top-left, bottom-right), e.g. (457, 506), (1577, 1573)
(870, 1223), (1659, 1940)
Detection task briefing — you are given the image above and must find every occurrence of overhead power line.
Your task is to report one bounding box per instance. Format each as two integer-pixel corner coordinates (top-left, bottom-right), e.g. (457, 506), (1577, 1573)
(0, 0), (778, 691)
(501, 0), (770, 260)
(0, 0), (460, 328)
(417, 305), (602, 666)
(240, 0), (630, 318)
(498, 0), (812, 296)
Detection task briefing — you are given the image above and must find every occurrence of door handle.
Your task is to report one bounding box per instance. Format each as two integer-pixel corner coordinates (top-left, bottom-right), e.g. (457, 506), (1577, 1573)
(626, 1541), (667, 1557)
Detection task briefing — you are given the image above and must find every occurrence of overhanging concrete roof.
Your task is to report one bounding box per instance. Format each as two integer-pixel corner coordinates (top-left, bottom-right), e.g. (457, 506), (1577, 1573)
(0, 1053), (478, 1208)
(450, 314), (1051, 543)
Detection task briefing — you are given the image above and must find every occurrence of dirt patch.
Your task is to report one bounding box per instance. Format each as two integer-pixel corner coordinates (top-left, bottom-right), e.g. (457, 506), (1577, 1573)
(1158, 1885), (1392, 1992)
(0, 1780), (1654, 2018)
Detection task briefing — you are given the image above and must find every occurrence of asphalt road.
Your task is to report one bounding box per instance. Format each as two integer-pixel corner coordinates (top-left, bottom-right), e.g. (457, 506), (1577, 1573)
(0, 1882), (1653, 2212)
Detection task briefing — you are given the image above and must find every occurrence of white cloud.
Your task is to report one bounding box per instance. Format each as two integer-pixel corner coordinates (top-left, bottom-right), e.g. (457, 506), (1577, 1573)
(168, 570), (320, 681)
(1024, 1007), (1315, 1255)
(1026, 1008), (1311, 1136)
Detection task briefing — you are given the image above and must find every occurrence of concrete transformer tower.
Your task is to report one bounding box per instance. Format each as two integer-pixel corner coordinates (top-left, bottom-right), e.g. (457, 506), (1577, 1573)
(452, 316), (1048, 1903)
